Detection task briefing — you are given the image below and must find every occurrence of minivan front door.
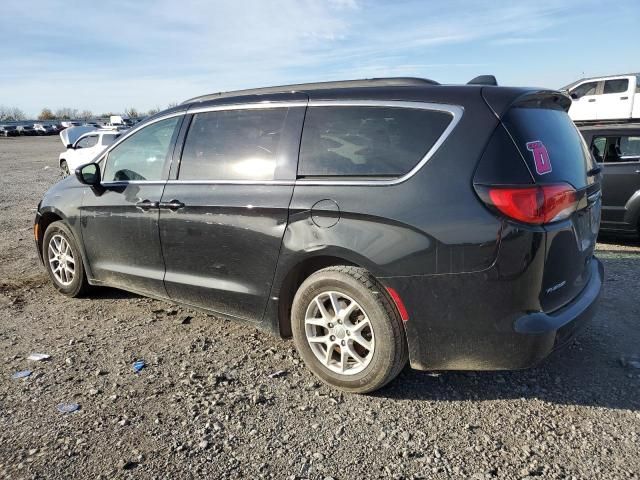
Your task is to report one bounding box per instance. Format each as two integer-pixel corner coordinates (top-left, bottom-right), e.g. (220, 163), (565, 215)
(81, 115), (182, 296)
(159, 102), (305, 321)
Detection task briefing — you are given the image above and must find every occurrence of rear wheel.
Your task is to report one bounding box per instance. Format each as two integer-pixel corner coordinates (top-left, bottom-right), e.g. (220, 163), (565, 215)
(291, 266), (408, 393)
(60, 160), (70, 176)
(42, 221), (89, 297)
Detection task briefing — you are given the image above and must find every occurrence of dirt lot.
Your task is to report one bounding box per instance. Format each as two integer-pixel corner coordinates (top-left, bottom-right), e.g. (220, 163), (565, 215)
(0, 135), (639, 479)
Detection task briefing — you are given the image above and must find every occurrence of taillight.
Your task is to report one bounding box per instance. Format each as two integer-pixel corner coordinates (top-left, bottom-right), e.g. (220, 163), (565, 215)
(478, 183), (578, 225)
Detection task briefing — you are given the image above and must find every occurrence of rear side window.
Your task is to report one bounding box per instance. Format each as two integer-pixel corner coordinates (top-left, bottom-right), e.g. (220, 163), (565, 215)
(298, 106), (452, 177)
(102, 134), (119, 146)
(502, 107), (596, 189)
(603, 79), (629, 94)
(179, 108), (288, 181)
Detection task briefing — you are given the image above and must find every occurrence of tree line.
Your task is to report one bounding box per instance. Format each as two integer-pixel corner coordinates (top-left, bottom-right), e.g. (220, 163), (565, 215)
(0, 104), (179, 122)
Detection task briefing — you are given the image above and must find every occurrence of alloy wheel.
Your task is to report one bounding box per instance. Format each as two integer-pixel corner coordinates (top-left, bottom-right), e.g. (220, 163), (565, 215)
(48, 234), (75, 286)
(304, 291), (375, 375)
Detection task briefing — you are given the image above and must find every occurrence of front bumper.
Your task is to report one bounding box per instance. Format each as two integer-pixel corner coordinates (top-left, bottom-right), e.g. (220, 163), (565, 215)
(383, 257), (604, 371)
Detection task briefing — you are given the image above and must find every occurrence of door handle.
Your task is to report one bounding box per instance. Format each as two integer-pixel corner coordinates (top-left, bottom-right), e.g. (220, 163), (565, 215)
(159, 199), (185, 210)
(620, 96), (629, 100)
(135, 200), (159, 210)
(588, 99), (596, 102)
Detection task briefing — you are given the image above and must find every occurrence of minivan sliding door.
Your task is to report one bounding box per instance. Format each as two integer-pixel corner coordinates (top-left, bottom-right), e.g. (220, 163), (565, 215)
(159, 101), (305, 321)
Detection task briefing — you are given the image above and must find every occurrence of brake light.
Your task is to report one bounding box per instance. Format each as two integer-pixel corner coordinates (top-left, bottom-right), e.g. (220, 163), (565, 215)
(483, 183), (578, 225)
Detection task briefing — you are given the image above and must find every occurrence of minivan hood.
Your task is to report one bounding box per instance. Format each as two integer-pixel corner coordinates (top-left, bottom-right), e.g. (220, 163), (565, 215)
(60, 126), (96, 147)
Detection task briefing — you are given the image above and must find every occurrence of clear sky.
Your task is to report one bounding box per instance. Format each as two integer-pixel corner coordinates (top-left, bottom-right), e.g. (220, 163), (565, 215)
(2, 0), (639, 117)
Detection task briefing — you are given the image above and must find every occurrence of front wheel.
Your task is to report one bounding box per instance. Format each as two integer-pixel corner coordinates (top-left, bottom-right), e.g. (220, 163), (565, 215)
(60, 160), (70, 176)
(42, 221), (89, 297)
(291, 266), (408, 393)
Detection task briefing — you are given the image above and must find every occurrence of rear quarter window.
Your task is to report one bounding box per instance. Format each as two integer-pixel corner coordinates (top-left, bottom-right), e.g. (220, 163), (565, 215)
(502, 107), (596, 189)
(298, 106), (452, 177)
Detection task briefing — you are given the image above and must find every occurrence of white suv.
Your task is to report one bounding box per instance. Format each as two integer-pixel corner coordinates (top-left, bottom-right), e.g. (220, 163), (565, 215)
(58, 129), (121, 175)
(564, 73), (640, 122)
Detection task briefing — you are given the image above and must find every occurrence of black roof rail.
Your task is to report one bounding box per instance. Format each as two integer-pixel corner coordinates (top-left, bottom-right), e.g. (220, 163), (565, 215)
(467, 75), (498, 86)
(183, 77), (440, 104)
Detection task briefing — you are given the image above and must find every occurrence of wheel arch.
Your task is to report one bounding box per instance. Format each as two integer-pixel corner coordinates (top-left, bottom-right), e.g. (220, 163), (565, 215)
(276, 255), (359, 338)
(36, 207), (93, 280)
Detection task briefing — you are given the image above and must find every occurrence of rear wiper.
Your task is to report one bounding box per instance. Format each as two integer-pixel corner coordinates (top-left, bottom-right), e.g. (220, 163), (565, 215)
(587, 166), (602, 177)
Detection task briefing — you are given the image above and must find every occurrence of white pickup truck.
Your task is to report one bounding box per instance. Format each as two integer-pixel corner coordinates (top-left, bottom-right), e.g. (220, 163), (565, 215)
(564, 73), (640, 122)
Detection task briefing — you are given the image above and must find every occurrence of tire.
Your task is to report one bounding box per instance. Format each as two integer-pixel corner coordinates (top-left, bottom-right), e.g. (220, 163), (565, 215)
(60, 160), (70, 176)
(42, 221), (89, 297)
(291, 266), (408, 393)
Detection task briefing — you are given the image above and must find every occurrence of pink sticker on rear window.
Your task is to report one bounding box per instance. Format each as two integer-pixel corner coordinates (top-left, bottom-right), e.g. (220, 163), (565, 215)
(526, 141), (552, 175)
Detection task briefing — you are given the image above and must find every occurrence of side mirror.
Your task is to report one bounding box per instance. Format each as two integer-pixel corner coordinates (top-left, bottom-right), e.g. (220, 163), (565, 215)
(66, 143), (74, 149)
(570, 92), (578, 100)
(75, 163), (101, 186)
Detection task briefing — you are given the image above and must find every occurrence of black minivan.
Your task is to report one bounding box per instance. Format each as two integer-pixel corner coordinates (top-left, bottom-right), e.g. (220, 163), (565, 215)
(35, 78), (604, 393)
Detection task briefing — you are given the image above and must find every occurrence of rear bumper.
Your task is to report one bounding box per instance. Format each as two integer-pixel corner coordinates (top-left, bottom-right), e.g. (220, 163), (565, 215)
(382, 256), (604, 371)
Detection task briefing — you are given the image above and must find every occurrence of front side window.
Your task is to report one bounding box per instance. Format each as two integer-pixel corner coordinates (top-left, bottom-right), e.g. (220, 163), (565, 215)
(298, 106), (452, 176)
(571, 81), (598, 98)
(102, 116), (180, 181)
(76, 135), (98, 149)
(619, 136), (640, 158)
(603, 79), (629, 95)
(179, 108), (288, 181)
(594, 136), (640, 163)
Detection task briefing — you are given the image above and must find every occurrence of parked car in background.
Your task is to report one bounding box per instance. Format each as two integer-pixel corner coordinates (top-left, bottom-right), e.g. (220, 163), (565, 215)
(17, 125), (37, 136)
(33, 123), (57, 135)
(564, 73), (640, 122)
(0, 125), (20, 137)
(58, 127), (121, 175)
(579, 123), (640, 237)
(34, 77), (604, 393)
(60, 121), (81, 128)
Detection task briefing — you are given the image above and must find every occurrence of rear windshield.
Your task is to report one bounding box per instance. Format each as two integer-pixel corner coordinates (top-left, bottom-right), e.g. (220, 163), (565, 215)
(502, 107), (596, 189)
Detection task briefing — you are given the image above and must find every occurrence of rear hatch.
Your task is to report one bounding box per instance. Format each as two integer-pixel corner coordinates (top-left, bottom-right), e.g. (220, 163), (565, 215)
(503, 105), (600, 311)
(477, 93), (601, 312)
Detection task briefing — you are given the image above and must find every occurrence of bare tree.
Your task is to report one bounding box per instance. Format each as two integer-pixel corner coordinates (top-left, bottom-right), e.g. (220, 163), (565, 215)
(55, 108), (79, 120)
(124, 107), (140, 118)
(146, 106), (161, 117)
(79, 110), (93, 121)
(167, 102), (178, 109)
(38, 108), (56, 121)
(0, 106), (26, 121)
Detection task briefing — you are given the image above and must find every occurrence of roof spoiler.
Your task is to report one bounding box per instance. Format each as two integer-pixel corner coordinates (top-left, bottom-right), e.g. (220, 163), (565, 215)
(467, 75), (498, 86)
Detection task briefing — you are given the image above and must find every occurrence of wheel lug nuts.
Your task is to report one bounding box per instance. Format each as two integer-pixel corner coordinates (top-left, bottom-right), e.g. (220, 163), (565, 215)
(328, 323), (333, 328)
(341, 340), (346, 346)
(346, 331), (350, 336)
(330, 335), (336, 341)
(337, 319), (342, 324)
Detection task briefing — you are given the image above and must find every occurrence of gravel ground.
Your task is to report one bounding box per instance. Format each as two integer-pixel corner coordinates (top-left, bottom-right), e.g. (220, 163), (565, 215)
(0, 136), (639, 480)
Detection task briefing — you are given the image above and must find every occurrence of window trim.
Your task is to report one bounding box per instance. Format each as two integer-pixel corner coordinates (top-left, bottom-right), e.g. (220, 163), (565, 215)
(97, 100), (463, 187)
(296, 100), (462, 186)
(100, 112), (184, 185)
